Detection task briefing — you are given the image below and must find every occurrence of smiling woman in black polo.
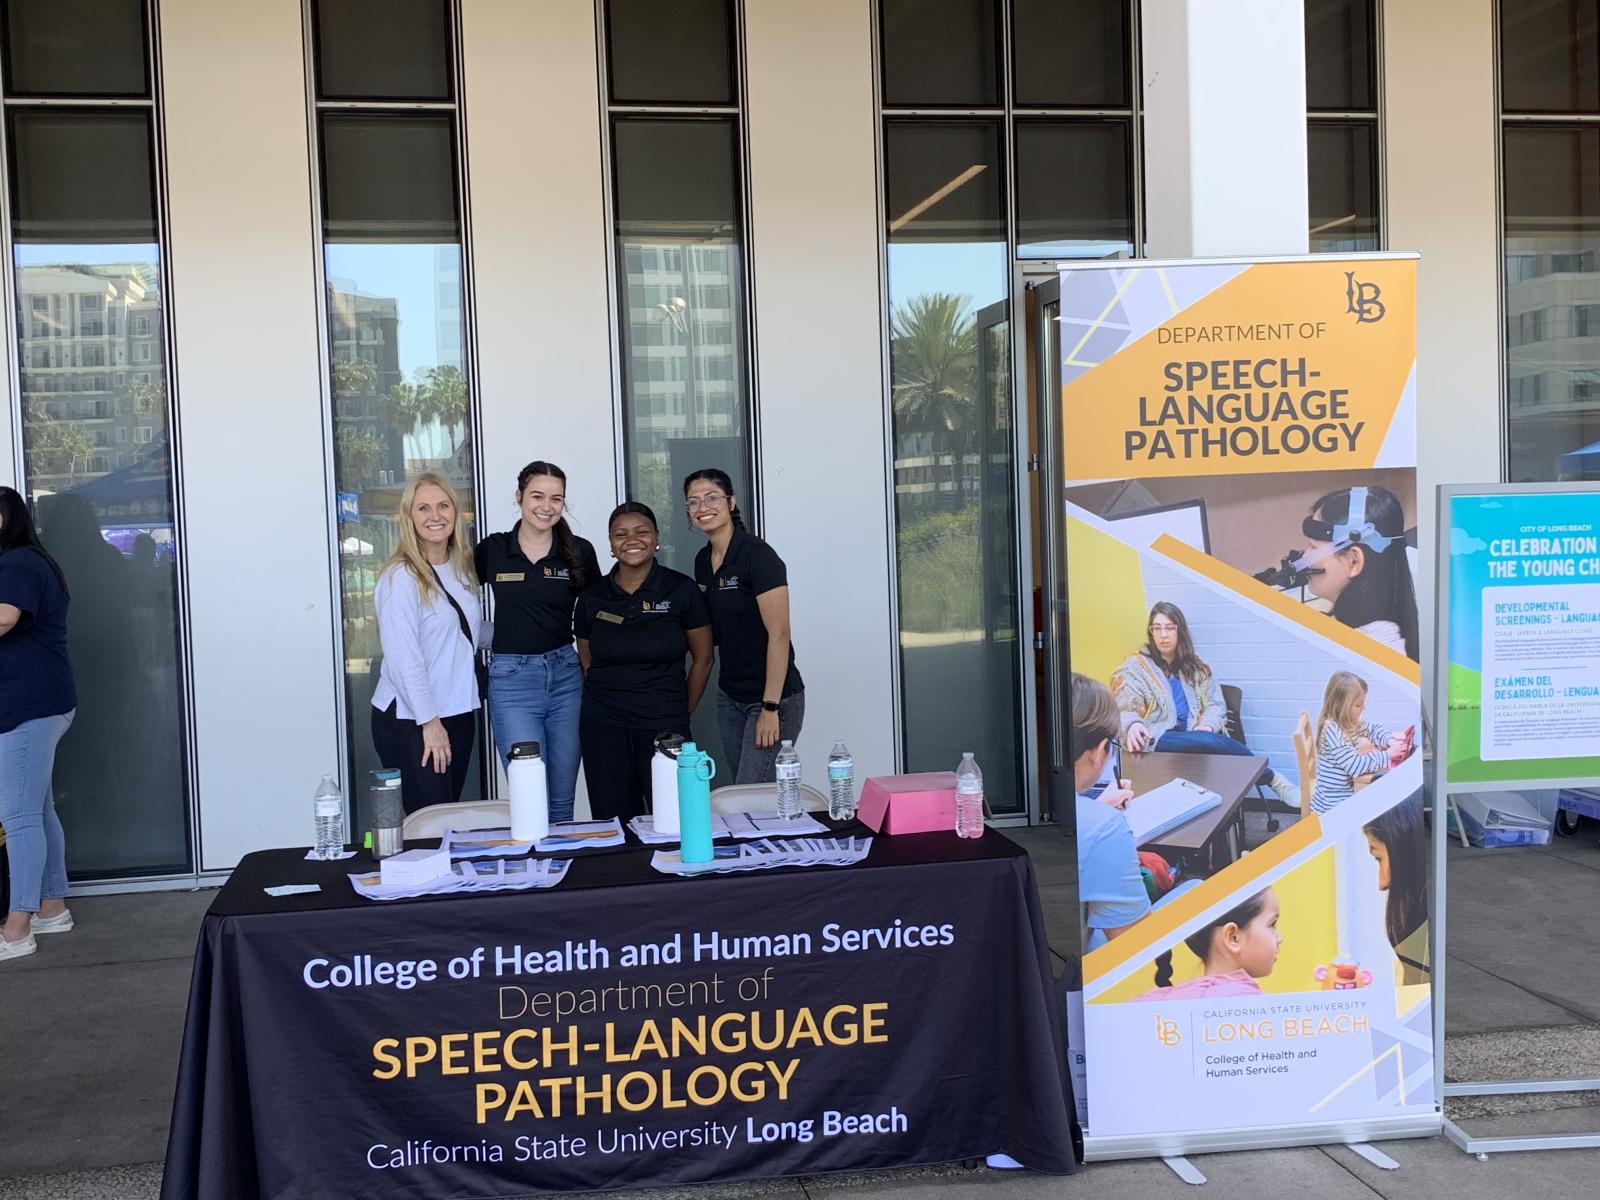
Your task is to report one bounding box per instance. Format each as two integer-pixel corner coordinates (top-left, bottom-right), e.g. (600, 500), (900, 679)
(573, 502), (712, 821)
(684, 468), (804, 784)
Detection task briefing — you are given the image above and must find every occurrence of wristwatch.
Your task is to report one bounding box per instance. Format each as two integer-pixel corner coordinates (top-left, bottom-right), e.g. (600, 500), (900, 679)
(761, 700), (780, 713)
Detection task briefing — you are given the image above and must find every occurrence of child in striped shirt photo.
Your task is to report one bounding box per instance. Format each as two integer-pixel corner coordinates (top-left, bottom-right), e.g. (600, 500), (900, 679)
(1311, 671), (1413, 814)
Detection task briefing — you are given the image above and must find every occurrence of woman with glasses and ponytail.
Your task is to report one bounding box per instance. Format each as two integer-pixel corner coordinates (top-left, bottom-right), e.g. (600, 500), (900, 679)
(475, 461), (598, 823)
(683, 468), (804, 783)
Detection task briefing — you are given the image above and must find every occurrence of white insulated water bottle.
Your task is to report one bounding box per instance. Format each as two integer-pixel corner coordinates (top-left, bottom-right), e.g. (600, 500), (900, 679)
(508, 741), (549, 843)
(652, 733), (685, 836)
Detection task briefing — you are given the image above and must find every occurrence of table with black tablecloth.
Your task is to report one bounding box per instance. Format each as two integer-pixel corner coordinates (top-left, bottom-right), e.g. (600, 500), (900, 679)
(160, 828), (1078, 1199)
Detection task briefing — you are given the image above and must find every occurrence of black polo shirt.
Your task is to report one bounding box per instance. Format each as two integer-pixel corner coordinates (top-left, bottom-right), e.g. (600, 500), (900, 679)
(0, 547), (76, 735)
(574, 560), (710, 728)
(694, 529), (803, 705)
(475, 524), (600, 656)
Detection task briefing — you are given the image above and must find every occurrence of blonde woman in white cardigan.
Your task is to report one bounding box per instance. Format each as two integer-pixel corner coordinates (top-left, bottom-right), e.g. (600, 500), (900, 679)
(1112, 601), (1297, 809)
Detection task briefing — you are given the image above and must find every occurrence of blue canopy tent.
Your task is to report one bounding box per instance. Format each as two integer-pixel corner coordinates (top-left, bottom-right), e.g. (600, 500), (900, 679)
(1559, 439), (1600, 477)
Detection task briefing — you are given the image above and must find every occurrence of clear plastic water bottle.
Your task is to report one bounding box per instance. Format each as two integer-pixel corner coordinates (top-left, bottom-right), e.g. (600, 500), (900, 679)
(827, 741), (856, 820)
(955, 752), (985, 838)
(775, 741), (803, 819)
(313, 773), (345, 860)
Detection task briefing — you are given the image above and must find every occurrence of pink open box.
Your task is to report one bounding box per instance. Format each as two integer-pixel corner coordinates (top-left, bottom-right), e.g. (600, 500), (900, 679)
(858, 772), (957, 835)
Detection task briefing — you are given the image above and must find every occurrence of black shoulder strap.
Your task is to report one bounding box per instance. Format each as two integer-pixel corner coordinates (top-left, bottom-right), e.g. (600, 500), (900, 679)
(434, 567), (474, 650)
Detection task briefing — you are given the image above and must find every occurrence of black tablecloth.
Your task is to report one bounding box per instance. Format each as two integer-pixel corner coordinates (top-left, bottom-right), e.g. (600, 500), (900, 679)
(160, 829), (1078, 1198)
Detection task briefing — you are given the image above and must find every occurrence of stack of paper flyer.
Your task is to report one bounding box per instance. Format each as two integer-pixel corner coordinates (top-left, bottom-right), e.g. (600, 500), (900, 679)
(349, 857), (571, 901)
(628, 811), (829, 844)
(651, 835), (871, 876)
(442, 819), (625, 858)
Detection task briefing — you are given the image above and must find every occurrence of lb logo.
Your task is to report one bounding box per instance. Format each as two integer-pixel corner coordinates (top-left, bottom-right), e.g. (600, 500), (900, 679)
(1155, 1014), (1182, 1048)
(1344, 271), (1385, 324)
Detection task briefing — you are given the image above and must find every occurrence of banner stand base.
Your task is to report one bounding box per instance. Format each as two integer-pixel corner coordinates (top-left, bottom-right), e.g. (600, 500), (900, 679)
(1161, 1156), (1207, 1185)
(1442, 1079), (1600, 1158)
(1083, 1114), (1441, 1162)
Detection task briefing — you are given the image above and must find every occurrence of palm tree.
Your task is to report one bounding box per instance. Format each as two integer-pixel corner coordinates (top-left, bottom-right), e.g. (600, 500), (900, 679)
(420, 364), (469, 457)
(890, 291), (977, 447)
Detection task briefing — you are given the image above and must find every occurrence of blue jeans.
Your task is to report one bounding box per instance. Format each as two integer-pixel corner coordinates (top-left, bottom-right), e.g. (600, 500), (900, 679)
(1155, 729), (1269, 774)
(488, 645), (582, 822)
(1, 710), (74, 915)
(716, 690), (806, 784)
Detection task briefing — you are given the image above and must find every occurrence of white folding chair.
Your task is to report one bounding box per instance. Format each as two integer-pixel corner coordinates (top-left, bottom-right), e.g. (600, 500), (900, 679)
(710, 781), (830, 815)
(402, 800), (511, 840)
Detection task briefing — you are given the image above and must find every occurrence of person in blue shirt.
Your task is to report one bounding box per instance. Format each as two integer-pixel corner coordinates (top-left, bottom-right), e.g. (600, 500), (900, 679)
(1071, 672), (1150, 947)
(0, 486), (78, 962)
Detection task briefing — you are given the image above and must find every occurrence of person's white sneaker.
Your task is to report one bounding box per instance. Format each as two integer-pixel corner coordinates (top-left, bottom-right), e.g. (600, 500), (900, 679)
(1271, 773), (1299, 809)
(0, 931), (37, 961)
(32, 909), (73, 935)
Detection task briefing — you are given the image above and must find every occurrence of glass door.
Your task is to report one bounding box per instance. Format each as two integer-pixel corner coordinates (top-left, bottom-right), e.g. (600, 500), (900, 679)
(1023, 269), (1073, 821)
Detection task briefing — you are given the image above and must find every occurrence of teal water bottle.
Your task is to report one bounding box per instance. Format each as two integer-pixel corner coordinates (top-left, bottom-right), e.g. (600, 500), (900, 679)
(676, 741), (717, 864)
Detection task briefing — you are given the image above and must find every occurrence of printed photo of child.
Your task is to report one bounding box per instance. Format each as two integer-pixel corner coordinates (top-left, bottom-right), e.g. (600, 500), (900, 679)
(1311, 671), (1414, 814)
(1135, 888), (1282, 1000)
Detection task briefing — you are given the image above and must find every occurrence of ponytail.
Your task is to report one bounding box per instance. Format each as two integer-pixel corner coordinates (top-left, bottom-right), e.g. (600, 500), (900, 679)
(1154, 951), (1174, 989)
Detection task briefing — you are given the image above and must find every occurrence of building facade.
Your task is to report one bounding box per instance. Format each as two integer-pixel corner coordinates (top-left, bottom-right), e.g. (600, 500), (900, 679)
(0, 0), (1542, 886)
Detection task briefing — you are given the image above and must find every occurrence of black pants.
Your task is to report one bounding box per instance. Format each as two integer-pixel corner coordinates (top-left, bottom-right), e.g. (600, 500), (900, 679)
(371, 702), (477, 814)
(580, 715), (688, 822)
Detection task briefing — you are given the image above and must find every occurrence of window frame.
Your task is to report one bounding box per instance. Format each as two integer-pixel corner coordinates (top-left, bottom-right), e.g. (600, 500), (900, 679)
(1306, 0), (1385, 253)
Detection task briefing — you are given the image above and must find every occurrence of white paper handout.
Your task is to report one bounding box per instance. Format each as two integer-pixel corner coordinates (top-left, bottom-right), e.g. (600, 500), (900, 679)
(628, 811), (828, 844)
(1121, 777), (1221, 845)
(443, 819), (625, 858)
(348, 856), (571, 901)
(650, 835), (871, 876)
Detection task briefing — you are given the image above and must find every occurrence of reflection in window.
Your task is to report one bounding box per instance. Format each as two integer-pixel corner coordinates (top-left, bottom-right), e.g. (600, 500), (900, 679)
(611, 117), (751, 574)
(313, 5), (482, 815)
(1503, 124), (1600, 481)
(1305, 0), (1381, 252)
(883, 119), (1022, 814)
(13, 243), (189, 876)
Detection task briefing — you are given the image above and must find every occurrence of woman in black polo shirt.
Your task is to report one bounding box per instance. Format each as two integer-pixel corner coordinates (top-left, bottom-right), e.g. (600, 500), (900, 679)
(574, 502), (712, 821)
(683, 468), (804, 783)
(475, 461), (599, 823)
(0, 486), (77, 963)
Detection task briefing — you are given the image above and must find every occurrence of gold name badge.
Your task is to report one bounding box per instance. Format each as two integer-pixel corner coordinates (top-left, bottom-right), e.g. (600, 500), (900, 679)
(496, 572), (526, 582)
(596, 610), (625, 624)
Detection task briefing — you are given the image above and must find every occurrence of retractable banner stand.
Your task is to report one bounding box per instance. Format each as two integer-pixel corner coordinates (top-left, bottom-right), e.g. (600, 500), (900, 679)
(1058, 255), (1439, 1158)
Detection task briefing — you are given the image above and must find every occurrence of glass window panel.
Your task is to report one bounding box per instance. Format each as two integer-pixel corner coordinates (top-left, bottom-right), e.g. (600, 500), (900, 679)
(1305, 0), (1375, 111)
(312, 0), (452, 101)
(1502, 0), (1600, 113)
(7, 110), (156, 244)
(320, 113), (460, 243)
(1, 0), (148, 97)
(1504, 125), (1600, 480)
(611, 117), (751, 574)
(605, 0), (734, 106)
(883, 119), (1022, 814)
(14, 245), (190, 876)
(881, 0), (1001, 108)
(1015, 119), (1133, 259)
(1308, 120), (1379, 252)
(1012, 0), (1129, 108)
(325, 242), (481, 813)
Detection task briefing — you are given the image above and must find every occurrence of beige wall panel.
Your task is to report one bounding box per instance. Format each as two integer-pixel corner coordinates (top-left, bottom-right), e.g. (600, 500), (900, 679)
(1384, 0), (1503, 696)
(744, 0), (898, 785)
(161, 0), (342, 869)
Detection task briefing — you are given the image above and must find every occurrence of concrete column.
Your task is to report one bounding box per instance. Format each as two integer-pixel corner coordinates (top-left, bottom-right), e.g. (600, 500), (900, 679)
(1141, 0), (1310, 258)
(1384, 0), (1503, 697)
(160, 0), (342, 869)
(743, 0), (899, 786)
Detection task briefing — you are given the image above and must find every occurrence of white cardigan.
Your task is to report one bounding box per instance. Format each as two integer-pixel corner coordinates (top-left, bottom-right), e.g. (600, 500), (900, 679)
(371, 561), (483, 723)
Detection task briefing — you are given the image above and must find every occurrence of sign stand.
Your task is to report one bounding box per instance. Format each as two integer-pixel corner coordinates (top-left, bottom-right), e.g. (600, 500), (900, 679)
(1433, 482), (1600, 1157)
